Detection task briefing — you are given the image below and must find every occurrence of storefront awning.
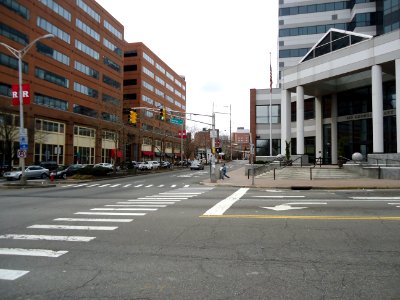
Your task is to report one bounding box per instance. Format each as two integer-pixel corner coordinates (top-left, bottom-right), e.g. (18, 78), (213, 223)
(142, 151), (154, 156)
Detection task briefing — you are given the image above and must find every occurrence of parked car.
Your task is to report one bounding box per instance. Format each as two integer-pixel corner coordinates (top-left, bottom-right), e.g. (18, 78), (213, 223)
(160, 161), (172, 168)
(55, 164), (84, 179)
(3, 165), (50, 181)
(190, 160), (204, 170)
(39, 161), (58, 172)
(147, 161), (160, 169)
(131, 161), (139, 169)
(138, 161), (151, 170)
(94, 163), (120, 171)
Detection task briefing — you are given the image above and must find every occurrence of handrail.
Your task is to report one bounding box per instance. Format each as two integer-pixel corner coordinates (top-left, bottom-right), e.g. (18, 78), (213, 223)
(273, 155), (305, 180)
(385, 158), (400, 167)
(368, 157), (384, 165)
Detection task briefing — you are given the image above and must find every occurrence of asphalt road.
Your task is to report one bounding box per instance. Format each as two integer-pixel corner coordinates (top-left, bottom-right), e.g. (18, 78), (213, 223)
(0, 168), (399, 299)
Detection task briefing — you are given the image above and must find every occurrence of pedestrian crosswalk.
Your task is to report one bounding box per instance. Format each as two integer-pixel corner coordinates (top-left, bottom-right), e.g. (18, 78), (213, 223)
(0, 186), (214, 281)
(60, 182), (195, 189)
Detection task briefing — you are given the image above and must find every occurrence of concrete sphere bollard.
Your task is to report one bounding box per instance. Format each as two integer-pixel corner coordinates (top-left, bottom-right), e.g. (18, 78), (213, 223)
(352, 152), (363, 162)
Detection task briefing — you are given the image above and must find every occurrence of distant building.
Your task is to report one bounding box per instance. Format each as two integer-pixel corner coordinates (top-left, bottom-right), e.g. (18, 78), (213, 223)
(123, 42), (186, 162)
(232, 127), (250, 159)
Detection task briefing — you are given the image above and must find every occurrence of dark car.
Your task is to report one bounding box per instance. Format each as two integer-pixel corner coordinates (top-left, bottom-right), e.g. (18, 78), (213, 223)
(40, 161), (58, 172)
(55, 164), (84, 179)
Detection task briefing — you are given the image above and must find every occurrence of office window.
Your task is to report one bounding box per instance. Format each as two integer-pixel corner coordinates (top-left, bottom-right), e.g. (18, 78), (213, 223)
(102, 75), (121, 89)
(0, 82), (12, 97)
(143, 66), (154, 78)
(36, 42), (70, 65)
(103, 19), (122, 39)
(142, 95), (154, 105)
(155, 76), (165, 86)
(76, 0), (100, 22)
(124, 50), (137, 57)
(102, 93), (120, 106)
(101, 112), (118, 122)
(0, 22), (28, 45)
(143, 52), (154, 65)
(103, 38), (122, 56)
(0, 52), (28, 73)
(74, 60), (99, 79)
(35, 67), (69, 88)
(38, 0), (70, 21)
(34, 93), (68, 111)
(73, 104), (97, 118)
(256, 105), (280, 124)
(73, 82), (98, 98)
(76, 18), (100, 41)
(75, 39), (99, 60)
(37, 17), (70, 43)
(123, 93), (136, 100)
(103, 56), (120, 72)
(143, 81), (154, 92)
(1, 0), (29, 19)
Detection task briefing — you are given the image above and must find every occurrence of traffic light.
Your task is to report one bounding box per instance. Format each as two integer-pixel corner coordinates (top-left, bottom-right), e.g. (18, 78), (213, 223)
(159, 107), (166, 121)
(129, 110), (137, 124)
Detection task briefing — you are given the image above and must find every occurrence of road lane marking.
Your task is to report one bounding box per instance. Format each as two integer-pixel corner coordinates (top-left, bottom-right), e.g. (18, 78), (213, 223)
(90, 208), (157, 211)
(110, 184), (121, 187)
(351, 197), (400, 200)
(28, 225), (117, 230)
(134, 184), (143, 187)
(200, 215), (400, 221)
(0, 248), (68, 257)
(75, 212), (146, 216)
(0, 234), (95, 242)
(87, 184), (100, 187)
(145, 184), (153, 187)
(203, 188), (249, 216)
(123, 184), (132, 187)
(54, 218), (133, 222)
(184, 185), (190, 187)
(252, 196), (305, 198)
(171, 185), (177, 187)
(159, 192), (201, 195)
(99, 184), (111, 187)
(0, 269), (29, 280)
(125, 201), (176, 204)
(107, 204), (167, 207)
(136, 198), (185, 200)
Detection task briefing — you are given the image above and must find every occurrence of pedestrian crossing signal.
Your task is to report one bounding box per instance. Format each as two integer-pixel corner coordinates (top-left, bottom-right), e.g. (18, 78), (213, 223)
(129, 110), (137, 124)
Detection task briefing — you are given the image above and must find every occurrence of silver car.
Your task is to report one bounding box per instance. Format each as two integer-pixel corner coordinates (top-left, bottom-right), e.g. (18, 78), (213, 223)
(3, 165), (50, 181)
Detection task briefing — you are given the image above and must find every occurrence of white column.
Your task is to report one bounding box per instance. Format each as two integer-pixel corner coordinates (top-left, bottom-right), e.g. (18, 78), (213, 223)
(315, 96), (323, 160)
(396, 59), (400, 153)
(372, 64), (384, 153)
(280, 89), (291, 155)
(331, 94), (338, 164)
(296, 86), (304, 154)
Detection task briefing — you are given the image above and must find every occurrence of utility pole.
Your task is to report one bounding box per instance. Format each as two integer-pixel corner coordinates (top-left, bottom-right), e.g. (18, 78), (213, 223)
(210, 106), (217, 183)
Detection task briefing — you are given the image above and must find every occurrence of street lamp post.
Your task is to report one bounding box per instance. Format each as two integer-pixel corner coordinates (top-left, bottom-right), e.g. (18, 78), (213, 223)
(0, 33), (54, 184)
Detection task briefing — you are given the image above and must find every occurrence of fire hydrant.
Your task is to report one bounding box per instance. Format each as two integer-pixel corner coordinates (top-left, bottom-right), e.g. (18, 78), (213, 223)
(50, 172), (55, 182)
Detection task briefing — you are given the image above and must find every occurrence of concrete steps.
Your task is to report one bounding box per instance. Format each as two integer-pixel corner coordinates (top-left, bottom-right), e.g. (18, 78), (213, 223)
(257, 166), (362, 180)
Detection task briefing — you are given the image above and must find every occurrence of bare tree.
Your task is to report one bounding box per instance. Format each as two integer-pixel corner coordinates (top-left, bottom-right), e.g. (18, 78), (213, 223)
(0, 113), (18, 168)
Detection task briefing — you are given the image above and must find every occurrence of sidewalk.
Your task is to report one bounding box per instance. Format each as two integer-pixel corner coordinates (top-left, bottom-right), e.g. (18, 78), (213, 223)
(202, 165), (400, 189)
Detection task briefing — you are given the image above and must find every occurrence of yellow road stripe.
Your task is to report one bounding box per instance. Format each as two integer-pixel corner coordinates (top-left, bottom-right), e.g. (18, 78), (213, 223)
(200, 215), (400, 221)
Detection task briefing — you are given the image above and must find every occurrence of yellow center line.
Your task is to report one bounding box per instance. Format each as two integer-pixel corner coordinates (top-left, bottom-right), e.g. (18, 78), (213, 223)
(200, 215), (400, 221)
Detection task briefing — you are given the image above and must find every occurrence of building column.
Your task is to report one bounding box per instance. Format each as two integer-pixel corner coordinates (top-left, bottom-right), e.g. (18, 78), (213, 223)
(396, 59), (400, 153)
(296, 86), (304, 154)
(280, 89), (291, 155)
(315, 96), (323, 160)
(331, 94), (338, 164)
(372, 64), (384, 153)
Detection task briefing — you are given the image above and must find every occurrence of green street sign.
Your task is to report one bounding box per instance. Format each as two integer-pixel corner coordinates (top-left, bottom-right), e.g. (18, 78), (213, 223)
(171, 118), (183, 125)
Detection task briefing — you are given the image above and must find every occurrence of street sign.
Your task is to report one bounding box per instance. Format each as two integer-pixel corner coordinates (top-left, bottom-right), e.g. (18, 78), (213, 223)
(171, 118), (183, 125)
(17, 149), (26, 158)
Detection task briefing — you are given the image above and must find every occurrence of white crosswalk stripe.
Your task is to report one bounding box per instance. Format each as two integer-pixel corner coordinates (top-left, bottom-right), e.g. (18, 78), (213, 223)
(0, 269), (29, 280)
(90, 208), (157, 211)
(0, 248), (68, 257)
(27, 225), (118, 231)
(54, 218), (133, 222)
(75, 212), (146, 216)
(0, 234), (95, 242)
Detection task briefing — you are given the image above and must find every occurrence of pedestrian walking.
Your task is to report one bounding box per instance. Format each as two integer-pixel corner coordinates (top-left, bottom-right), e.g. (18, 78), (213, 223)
(222, 163), (230, 178)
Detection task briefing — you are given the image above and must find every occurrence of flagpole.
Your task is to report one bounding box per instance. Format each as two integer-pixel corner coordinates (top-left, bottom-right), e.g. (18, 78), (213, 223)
(269, 52), (273, 156)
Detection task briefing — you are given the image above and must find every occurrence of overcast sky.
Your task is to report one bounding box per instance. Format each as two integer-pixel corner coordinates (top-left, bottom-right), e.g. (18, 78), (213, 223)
(95, 0), (278, 135)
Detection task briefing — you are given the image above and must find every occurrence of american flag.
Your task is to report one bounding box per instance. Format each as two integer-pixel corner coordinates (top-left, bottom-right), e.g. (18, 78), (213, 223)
(269, 59), (273, 94)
